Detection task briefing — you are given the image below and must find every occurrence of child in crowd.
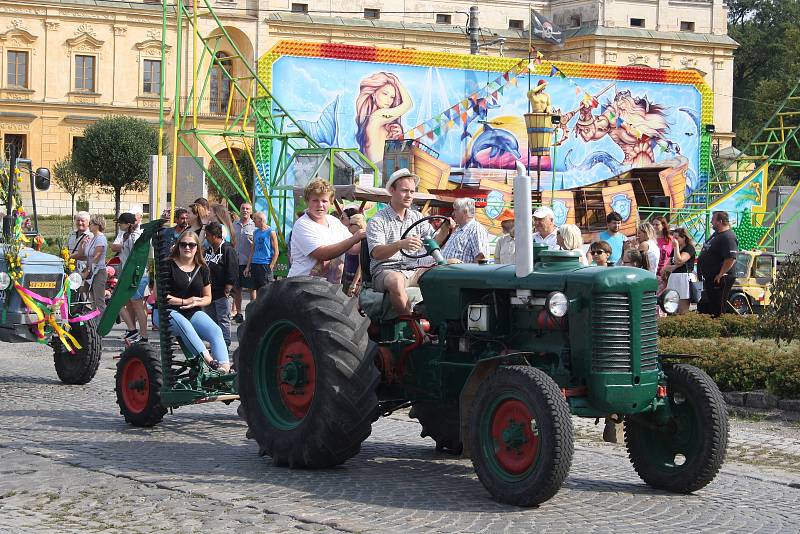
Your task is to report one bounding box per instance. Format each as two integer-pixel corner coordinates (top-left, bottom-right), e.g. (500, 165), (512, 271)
(588, 240), (612, 267)
(245, 212), (279, 294)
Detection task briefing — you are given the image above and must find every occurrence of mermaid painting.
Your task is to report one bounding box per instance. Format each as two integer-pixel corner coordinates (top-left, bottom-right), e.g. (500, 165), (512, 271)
(354, 72), (413, 167)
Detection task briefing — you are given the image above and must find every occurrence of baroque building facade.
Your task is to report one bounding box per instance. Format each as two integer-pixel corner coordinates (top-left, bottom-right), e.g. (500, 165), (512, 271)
(0, 0), (735, 215)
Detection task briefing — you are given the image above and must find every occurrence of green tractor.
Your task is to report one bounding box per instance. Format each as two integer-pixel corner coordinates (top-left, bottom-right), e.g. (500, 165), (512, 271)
(0, 147), (101, 384)
(108, 166), (728, 506)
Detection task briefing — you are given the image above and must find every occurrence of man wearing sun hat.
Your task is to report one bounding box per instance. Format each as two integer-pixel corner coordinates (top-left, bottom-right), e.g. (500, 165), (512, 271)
(494, 208), (516, 264)
(533, 205), (560, 250)
(367, 168), (453, 315)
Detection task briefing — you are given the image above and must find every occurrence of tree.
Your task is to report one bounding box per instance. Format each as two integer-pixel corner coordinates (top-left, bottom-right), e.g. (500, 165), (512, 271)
(52, 157), (86, 221)
(207, 148), (256, 211)
(72, 116), (159, 219)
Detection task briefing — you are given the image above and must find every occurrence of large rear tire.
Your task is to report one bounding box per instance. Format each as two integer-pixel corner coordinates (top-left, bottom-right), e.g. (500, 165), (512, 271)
(237, 277), (379, 468)
(625, 363), (728, 493)
(410, 402), (463, 454)
(468, 366), (573, 507)
(53, 318), (102, 385)
(115, 343), (167, 427)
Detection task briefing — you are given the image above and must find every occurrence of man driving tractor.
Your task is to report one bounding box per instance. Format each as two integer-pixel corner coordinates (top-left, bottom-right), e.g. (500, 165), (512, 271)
(366, 168), (453, 316)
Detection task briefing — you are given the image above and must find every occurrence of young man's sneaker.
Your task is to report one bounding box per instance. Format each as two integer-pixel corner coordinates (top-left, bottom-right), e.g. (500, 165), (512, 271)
(122, 330), (138, 341)
(233, 313), (244, 324)
(124, 332), (142, 346)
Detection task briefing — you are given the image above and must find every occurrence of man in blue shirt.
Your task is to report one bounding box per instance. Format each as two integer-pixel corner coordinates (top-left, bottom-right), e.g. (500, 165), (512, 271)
(598, 211), (627, 265)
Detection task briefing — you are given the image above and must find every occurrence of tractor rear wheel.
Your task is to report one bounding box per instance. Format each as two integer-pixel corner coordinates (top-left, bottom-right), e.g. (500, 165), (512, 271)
(115, 343), (167, 427)
(53, 318), (102, 385)
(468, 366), (573, 507)
(625, 363), (728, 493)
(237, 277), (379, 468)
(410, 402), (463, 454)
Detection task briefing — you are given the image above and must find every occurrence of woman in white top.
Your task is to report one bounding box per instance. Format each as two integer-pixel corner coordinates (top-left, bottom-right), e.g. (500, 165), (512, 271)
(83, 215), (108, 314)
(557, 224), (589, 266)
(637, 222), (660, 276)
(287, 179), (365, 279)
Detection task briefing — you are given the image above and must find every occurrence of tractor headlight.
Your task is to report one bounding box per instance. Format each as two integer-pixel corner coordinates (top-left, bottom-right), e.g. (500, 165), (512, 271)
(0, 272), (11, 290)
(68, 272), (84, 290)
(660, 289), (680, 315)
(546, 291), (569, 318)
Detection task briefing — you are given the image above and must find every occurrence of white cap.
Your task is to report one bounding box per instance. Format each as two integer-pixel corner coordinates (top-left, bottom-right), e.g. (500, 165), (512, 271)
(385, 168), (420, 190)
(533, 206), (554, 219)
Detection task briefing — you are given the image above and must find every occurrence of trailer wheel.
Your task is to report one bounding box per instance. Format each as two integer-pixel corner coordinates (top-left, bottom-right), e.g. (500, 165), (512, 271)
(53, 318), (102, 385)
(625, 363), (728, 493)
(468, 365), (573, 507)
(115, 343), (167, 427)
(237, 277), (379, 468)
(410, 402), (463, 454)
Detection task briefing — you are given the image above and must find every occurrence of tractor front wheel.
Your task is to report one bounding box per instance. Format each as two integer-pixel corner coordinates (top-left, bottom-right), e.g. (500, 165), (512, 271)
(625, 363), (728, 493)
(468, 366), (573, 507)
(53, 318), (102, 385)
(115, 343), (167, 427)
(237, 277), (379, 468)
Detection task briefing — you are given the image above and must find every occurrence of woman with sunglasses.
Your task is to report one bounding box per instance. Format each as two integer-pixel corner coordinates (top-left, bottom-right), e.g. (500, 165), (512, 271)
(164, 231), (230, 372)
(588, 240), (612, 267)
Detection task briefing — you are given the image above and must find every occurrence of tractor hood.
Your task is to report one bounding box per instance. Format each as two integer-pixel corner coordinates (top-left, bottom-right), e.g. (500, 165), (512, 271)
(0, 245), (65, 266)
(418, 259), (657, 324)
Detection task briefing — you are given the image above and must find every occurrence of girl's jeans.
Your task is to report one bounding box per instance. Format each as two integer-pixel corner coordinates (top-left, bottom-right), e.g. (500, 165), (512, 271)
(168, 310), (229, 364)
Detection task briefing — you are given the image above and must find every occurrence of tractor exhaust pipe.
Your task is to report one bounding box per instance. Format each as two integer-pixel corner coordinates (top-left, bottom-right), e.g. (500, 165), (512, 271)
(514, 161), (533, 278)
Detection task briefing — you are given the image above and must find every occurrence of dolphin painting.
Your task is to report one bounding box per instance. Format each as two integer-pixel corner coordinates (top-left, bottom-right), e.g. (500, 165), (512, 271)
(564, 149), (624, 175)
(461, 98), (501, 140)
(465, 124), (522, 169)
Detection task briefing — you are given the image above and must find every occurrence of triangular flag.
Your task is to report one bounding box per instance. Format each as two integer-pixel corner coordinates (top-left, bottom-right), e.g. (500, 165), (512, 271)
(575, 87), (581, 95)
(426, 131), (434, 139)
(616, 117), (623, 128)
(492, 91), (499, 99)
(416, 124), (425, 134)
(444, 109), (452, 120)
(434, 126), (441, 136)
(479, 100), (488, 109)
(448, 119), (455, 128)
(549, 66), (558, 77)
(510, 77), (518, 87)
(461, 99), (469, 109)
(461, 111), (468, 123)
(498, 86), (505, 95)
(503, 72), (510, 82)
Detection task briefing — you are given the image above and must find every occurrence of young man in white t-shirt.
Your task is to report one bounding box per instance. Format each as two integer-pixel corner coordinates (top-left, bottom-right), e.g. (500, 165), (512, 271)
(287, 179), (365, 279)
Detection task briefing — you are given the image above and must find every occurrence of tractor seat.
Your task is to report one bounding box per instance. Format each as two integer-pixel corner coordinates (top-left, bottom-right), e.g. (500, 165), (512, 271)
(358, 238), (423, 323)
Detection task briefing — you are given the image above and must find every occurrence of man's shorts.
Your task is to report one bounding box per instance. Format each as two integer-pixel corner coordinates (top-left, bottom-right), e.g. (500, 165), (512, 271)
(250, 263), (274, 289)
(131, 274), (149, 301)
(372, 269), (424, 293)
(238, 264), (254, 289)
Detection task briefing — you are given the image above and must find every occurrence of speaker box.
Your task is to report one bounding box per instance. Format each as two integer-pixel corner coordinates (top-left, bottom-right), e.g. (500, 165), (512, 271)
(651, 195), (671, 209)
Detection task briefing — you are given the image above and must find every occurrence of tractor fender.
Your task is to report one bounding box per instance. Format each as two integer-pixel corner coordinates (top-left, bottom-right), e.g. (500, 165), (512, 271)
(458, 353), (529, 458)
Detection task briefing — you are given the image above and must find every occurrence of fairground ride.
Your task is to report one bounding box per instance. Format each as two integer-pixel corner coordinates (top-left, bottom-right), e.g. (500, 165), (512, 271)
(152, 0), (378, 262)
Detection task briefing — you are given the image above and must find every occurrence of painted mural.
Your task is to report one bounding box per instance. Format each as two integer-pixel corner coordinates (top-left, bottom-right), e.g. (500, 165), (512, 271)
(267, 46), (706, 194)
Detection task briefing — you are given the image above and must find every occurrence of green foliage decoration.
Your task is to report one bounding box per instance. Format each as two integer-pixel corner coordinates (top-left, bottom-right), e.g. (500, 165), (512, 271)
(733, 209), (768, 251)
(760, 251), (800, 343)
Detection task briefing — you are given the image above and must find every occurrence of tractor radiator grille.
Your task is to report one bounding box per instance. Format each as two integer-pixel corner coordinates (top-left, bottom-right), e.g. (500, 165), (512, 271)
(23, 273), (64, 300)
(592, 292), (659, 373)
(640, 292), (659, 372)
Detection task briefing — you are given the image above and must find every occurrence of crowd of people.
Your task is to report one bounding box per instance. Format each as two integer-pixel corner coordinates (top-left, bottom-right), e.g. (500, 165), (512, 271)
(65, 168), (739, 372)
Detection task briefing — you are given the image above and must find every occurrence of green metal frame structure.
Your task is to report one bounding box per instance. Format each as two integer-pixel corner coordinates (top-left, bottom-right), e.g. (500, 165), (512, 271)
(156, 0), (378, 251)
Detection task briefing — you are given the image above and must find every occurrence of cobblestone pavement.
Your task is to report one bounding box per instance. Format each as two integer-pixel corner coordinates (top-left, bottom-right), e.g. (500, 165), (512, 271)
(0, 334), (799, 533)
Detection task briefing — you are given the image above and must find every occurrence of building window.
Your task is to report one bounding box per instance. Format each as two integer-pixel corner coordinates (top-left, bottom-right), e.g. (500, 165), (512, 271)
(508, 19), (524, 30)
(72, 136), (84, 153)
(570, 15), (581, 28)
(680, 21), (695, 32)
(436, 14), (452, 24)
(364, 8), (380, 20)
(75, 55), (96, 92)
(291, 3), (308, 13)
(210, 52), (232, 114)
(630, 18), (645, 28)
(143, 59), (161, 94)
(7, 51), (28, 88)
(3, 134), (27, 159)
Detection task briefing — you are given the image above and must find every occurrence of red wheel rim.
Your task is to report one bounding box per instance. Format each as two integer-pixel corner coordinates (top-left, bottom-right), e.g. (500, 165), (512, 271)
(276, 329), (316, 419)
(121, 358), (149, 414)
(490, 399), (540, 475)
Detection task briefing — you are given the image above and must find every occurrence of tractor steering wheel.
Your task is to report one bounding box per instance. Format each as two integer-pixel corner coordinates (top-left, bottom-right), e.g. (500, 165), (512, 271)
(399, 215), (451, 260)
